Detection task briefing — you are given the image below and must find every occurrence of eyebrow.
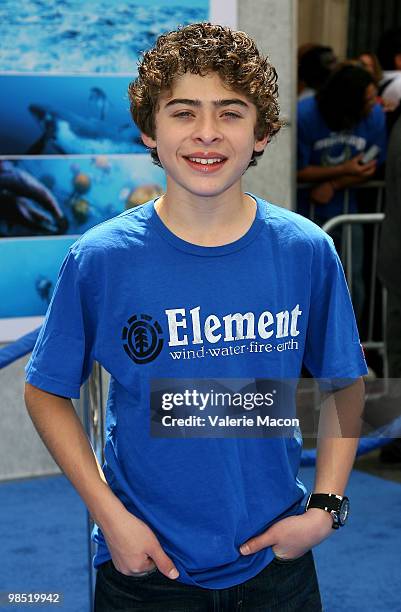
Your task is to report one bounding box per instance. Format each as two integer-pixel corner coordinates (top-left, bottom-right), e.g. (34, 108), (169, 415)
(164, 98), (249, 109)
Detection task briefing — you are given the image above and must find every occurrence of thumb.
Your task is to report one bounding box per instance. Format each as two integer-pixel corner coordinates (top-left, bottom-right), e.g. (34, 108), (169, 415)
(150, 545), (180, 580)
(240, 527), (277, 555)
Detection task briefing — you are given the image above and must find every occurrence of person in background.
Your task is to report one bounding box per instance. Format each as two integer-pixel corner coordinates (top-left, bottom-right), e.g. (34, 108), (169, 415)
(358, 50), (398, 116)
(298, 44), (337, 100)
(377, 112), (401, 464)
(377, 27), (401, 106)
(297, 63), (387, 322)
(358, 52), (383, 86)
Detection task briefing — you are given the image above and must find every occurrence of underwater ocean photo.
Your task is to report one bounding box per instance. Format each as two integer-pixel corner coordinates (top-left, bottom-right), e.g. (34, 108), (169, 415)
(0, 0), (210, 323)
(0, 236), (78, 318)
(0, 155), (166, 238)
(0, 75), (144, 155)
(0, 0), (208, 73)
(0, 154), (166, 316)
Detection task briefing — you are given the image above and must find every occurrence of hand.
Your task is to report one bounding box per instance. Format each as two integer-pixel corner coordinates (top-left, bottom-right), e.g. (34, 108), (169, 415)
(239, 508), (334, 561)
(101, 506), (179, 580)
(381, 98), (398, 113)
(340, 154), (377, 177)
(310, 181), (335, 205)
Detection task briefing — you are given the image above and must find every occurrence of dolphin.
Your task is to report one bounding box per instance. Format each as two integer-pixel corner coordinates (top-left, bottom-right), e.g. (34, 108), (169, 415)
(0, 160), (67, 235)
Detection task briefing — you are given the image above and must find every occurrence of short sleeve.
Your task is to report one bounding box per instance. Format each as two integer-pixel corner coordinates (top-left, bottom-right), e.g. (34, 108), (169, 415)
(303, 235), (367, 380)
(25, 248), (96, 398)
(366, 103), (387, 166)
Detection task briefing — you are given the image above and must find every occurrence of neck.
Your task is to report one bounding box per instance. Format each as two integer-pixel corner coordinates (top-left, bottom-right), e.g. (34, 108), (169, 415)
(154, 180), (256, 247)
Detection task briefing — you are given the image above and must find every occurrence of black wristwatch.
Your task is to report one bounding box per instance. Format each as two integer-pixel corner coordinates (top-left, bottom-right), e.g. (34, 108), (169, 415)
(305, 493), (350, 529)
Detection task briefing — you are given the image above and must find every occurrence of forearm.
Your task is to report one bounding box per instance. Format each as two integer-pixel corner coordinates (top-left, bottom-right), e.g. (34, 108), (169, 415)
(331, 174), (369, 190)
(313, 378), (365, 494)
(314, 437), (359, 495)
(298, 164), (346, 183)
(24, 382), (125, 529)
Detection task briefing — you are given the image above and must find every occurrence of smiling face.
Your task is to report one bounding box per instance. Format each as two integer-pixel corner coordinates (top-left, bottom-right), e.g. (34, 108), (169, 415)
(141, 72), (269, 201)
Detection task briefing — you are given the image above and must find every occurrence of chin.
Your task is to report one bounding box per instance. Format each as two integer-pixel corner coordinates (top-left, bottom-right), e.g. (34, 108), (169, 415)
(187, 185), (232, 198)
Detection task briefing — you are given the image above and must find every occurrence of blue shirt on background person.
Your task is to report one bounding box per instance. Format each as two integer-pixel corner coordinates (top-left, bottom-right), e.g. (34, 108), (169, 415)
(297, 95), (387, 221)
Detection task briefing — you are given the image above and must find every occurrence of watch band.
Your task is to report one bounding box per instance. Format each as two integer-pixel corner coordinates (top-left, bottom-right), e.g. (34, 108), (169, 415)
(306, 493), (349, 529)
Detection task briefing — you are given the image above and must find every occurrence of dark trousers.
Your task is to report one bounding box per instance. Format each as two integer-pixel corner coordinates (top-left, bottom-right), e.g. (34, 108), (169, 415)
(386, 289), (401, 384)
(94, 550), (322, 611)
(380, 288), (401, 459)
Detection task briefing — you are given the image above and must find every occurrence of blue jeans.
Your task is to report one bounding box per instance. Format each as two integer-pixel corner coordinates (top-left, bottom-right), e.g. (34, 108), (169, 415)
(94, 550), (322, 611)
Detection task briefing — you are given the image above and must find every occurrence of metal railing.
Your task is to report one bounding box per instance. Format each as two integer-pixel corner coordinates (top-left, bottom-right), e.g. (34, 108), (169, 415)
(82, 362), (105, 610)
(298, 180), (385, 221)
(299, 180), (388, 380)
(322, 212), (386, 367)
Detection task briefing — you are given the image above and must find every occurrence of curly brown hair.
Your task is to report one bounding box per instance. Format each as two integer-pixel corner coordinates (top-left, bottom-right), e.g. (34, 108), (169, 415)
(128, 22), (281, 168)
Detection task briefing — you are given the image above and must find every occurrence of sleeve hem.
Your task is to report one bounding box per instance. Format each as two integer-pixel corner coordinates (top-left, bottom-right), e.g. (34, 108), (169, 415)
(25, 365), (81, 399)
(312, 363), (368, 380)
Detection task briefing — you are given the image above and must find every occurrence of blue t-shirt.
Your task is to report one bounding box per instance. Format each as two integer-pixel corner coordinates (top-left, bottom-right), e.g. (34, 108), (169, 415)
(25, 195), (367, 589)
(297, 96), (386, 220)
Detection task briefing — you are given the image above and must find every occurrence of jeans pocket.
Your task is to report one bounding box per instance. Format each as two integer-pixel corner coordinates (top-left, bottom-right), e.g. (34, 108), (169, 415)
(106, 560), (159, 581)
(95, 560), (162, 608)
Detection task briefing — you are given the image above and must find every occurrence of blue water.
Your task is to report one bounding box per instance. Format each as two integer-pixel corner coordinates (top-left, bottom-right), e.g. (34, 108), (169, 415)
(0, 0), (209, 73)
(0, 75), (144, 155)
(0, 236), (77, 317)
(0, 155), (166, 316)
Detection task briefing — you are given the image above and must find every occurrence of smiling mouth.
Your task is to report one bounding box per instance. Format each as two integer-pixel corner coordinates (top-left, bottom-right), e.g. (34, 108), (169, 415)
(183, 155), (227, 172)
(188, 156), (224, 165)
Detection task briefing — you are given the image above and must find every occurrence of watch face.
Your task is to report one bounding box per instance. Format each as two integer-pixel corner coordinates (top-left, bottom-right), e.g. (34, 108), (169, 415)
(339, 498), (350, 525)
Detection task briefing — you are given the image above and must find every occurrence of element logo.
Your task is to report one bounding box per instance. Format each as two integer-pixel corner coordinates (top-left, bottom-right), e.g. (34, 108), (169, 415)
(122, 314), (163, 364)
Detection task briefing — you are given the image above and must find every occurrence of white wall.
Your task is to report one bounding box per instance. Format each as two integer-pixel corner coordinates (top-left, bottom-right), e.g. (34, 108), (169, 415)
(241, 0), (296, 209)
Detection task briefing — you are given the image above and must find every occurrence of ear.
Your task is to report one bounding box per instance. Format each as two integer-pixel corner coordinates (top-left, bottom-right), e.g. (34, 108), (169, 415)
(253, 132), (270, 153)
(141, 132), (157, 148)
(394, 54), (401, 71)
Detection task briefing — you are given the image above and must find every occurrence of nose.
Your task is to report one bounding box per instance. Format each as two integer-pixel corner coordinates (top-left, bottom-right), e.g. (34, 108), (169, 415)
(191, 113), (223, 145)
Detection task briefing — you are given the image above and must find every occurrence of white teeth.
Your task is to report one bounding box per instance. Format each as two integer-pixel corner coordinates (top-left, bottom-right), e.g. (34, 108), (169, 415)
(188, 157), (223, 165)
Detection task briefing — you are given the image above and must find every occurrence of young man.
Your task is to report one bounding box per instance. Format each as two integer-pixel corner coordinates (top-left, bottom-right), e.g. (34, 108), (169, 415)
(25, 23), (367, 611)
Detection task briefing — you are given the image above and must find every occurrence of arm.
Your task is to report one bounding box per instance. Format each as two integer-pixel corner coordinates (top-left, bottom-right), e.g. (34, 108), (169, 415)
(298, 155), (377, 183)
(24, 382), (179, 579)
(308, 159), (377, 205)
(314, 377), (364, 494)
(298, 163), (352, 183)
(330, 173), (375, 190)
(239, 379), (364, 560)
